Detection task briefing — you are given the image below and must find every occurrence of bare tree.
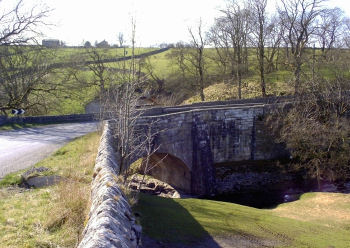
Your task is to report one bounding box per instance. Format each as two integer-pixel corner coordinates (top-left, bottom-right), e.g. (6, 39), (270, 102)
(0, 46), (57, 115)
(0, 0), (53, 115)
(278, 0), (326, 94)
(0, 0), (51, 45)
(136, 120), (168, 191)
(344, 18), (350, 48)
(268, 78), (350, 189)
(207, 18), (231, 77)
(167, 42), (190, 84)
(208, 1), (255, 99)
(315, 7), (344, 55)
(250, 0), (268, 97)
(188, 19), (206, 101)
(107, 80), (144, 176)
(105, 18), (145, 179)
(264, 15), (284, 73)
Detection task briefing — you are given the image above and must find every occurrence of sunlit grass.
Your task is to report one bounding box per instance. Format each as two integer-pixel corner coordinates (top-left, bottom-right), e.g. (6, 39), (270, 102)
(134, 192), (350, 247)
(0, 131), (100, 247)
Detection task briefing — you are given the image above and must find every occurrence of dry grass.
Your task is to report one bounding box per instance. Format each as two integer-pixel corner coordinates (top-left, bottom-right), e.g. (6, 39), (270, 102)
(183, 79), (294, 104)
(272, 192), (350, 227)
(0, 131), (101, 247)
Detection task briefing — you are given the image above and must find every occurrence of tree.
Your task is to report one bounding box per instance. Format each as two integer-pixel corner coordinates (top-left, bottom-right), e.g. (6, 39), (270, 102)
(84, 41), (92, 48)
(344, 18), (350, 48)
(250, 0), (268, 97)
(315, 7), (344, 55)
(188, 20), (206, 101)
(0, 0), (51, 45)
(208, 1), (252, 99)
(268, 78), (350, 189)
(264, 15), (284, 73)
(0, 0), (53, 115)
(104, 18), (145, 178)
(0, 46), (57, 115)
(278, 0), (326, 94)
(221, 1), (251, 99)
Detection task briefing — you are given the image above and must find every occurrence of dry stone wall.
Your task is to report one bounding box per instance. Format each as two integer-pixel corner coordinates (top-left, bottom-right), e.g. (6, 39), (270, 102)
(78, 121), (141, 248)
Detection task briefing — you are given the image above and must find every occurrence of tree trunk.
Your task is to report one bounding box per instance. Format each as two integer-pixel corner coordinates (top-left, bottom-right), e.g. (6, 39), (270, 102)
(237, 46), (242, 99)
(294, 57), (302, 94)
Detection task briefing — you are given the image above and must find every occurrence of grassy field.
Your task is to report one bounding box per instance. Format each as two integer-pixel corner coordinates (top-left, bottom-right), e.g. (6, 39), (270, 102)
(0, 131), (100, 247)
(134, 192), (350, 248)
(143, 47), (343, 104)
(7, 46), (350, 116)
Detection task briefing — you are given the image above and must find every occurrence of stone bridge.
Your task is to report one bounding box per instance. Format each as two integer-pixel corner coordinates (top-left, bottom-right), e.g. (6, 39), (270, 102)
(112, 98), (289, 196)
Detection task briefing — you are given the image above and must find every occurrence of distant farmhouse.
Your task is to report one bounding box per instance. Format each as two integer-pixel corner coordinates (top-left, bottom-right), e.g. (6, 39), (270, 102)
(42, 39), (62, 47)
(95, 40), (110, 48)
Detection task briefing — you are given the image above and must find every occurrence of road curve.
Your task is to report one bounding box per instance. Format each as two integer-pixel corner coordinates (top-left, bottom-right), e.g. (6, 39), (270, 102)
(0, 122), (100, 179)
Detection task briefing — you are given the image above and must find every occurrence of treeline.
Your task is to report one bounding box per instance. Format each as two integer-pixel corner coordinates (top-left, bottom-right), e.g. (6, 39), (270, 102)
(167, 0), (350, 101)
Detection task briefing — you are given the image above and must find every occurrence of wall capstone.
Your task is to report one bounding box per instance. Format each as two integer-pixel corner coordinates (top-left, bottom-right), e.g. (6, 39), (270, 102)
(78, 121), (141, 248)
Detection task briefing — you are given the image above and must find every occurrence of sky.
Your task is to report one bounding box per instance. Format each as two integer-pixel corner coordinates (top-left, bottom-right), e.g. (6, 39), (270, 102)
(4, 0), (350, 47)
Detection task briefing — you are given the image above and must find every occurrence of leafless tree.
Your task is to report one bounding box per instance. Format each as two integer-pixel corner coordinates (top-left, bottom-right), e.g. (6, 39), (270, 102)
(278, 0), (326, 94)
(264, 15), (284, 73)
(219, 1), (251, 99)
(249, 0), (268, 97)
(268, 78), (350, 188)
(0, 46), (57, 115)
(136, 120), (168, 191)
(107, 79), (144, 177)
(344, 18), (350, 48)
(167, 42), (190, 84)
(104, 18), (146, 179)
(207, 18), (231, 77)
(188, 19), (206, 101)
(0, 0), (51, 45)
(315, 7), (344, 56)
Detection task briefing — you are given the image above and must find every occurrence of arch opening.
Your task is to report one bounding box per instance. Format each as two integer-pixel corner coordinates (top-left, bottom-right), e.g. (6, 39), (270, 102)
(141, 153), (191, 193)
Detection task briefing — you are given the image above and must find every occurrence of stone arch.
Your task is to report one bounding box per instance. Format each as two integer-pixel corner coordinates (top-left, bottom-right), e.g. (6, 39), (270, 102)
(142, 153), (191, 193)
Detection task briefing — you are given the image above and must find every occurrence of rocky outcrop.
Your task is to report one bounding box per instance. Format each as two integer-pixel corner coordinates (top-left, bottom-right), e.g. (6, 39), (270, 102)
(78, 121), (141, 248)
(20, 167), (61, 188)
(128, 174), (181, 198)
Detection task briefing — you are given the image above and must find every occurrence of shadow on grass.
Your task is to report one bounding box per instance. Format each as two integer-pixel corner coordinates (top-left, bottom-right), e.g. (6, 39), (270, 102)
(133, 193), (221, 248)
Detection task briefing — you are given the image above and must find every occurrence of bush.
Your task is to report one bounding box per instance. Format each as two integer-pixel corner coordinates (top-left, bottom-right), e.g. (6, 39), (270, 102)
(268, 79), (350, 187)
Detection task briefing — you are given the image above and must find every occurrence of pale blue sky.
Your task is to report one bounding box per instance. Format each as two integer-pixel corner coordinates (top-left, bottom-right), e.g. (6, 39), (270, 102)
(4, 0), (350, 46)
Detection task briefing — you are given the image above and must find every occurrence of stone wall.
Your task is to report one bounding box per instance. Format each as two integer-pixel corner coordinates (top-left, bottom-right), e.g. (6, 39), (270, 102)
(215, 162), (294, 194)
(0, 113), (98, 125)
(78, 121), (141, 248)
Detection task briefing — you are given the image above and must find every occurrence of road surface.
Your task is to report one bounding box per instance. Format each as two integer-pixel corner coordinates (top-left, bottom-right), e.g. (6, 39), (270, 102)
(0, 122), (100, 179)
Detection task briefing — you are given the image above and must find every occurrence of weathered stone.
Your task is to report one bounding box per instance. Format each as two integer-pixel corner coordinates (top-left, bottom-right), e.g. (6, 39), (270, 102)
(78, 122), (141, 248)
(25, 175), (61, 188)
(110, 103), (290, 196)
(21, 166), (49, 180)
(128, 174), (181, 198)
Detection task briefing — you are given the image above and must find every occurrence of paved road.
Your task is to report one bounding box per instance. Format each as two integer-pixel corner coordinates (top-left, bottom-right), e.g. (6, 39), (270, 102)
(0, 122), (100, 179)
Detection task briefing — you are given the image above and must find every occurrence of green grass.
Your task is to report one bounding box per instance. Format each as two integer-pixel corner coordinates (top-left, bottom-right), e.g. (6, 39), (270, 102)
(145, 47), (350, 104)
(134, 192), (350, 247)
(0, 131), (101, 247)
(0, 173), (22, 187)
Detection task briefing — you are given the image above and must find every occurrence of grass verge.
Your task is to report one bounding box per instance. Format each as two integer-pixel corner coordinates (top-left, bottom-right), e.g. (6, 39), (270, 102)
(134, 192), (350, 247)
(0, 131), (100, 247)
